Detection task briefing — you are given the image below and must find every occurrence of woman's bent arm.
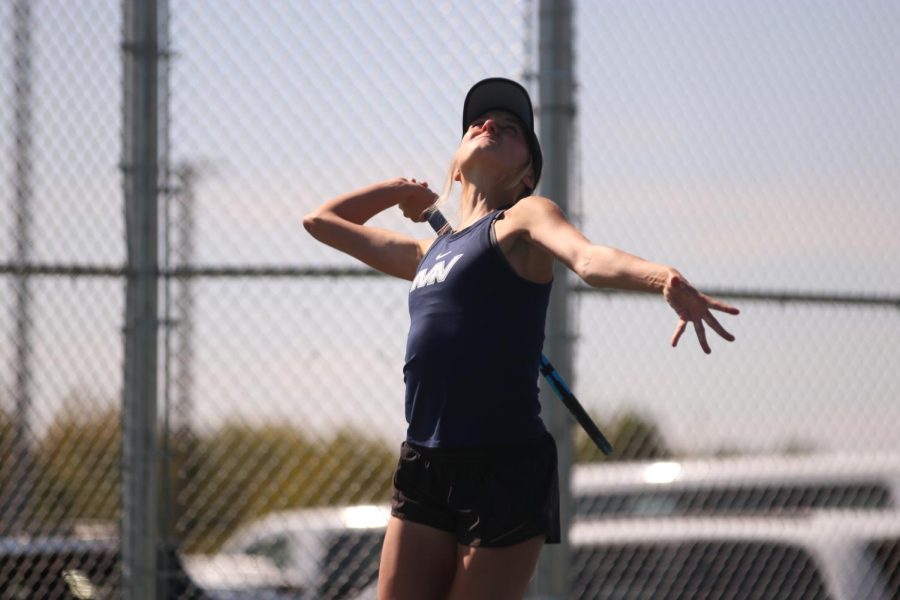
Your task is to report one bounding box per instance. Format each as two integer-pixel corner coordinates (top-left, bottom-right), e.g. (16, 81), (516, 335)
(303, 178), (435, 281)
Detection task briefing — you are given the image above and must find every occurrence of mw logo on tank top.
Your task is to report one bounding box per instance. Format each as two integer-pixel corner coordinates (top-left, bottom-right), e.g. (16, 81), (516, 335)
(410, 253), (464, 291)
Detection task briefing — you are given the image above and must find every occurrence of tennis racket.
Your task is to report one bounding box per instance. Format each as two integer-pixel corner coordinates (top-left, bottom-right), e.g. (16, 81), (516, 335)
(422, 207), (613, 455)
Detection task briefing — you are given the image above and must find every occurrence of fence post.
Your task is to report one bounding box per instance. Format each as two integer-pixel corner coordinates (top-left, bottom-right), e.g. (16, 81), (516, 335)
(1, 0), (35, 538)
(533, 0), (576, 598)
(122, 1), (160, 597)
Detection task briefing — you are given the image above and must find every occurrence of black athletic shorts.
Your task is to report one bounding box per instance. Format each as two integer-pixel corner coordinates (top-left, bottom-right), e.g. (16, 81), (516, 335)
(390, 432), (560, 548)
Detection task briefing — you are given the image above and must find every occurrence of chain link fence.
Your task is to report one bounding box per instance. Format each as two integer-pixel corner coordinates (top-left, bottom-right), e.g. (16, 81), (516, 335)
(2, 1), (899, 598)
(1, 0), (123, 596)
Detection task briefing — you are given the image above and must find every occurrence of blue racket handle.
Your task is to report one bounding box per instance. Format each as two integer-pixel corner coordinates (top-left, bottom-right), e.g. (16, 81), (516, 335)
(423, 207), (453, 236)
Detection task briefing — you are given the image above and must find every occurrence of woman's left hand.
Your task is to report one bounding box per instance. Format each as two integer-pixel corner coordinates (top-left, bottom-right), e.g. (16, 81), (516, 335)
(664, 274), (740, 354)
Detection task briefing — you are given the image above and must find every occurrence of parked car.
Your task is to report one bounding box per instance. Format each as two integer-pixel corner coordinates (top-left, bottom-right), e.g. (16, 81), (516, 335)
(216, 504), (390, 600)
(569, 510), (900, 600)
(572, 452), (900, 519)
(200, 454), (900, 598)
(181, 553), (300, 599)
(311, 510), (900, 600)
(0, 536), (119, 599)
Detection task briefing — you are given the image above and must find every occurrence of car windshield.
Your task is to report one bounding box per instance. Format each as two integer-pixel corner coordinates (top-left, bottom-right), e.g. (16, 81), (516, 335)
(243, 535), (292, 569)
(869, 537), (900, 600)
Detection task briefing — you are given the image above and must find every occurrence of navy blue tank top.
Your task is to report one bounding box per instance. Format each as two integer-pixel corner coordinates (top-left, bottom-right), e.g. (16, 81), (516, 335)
(403, 210), (552, 448)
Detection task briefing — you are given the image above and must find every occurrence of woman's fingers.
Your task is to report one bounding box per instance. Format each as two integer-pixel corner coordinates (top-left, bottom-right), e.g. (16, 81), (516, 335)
(703, 311), (735, 342)
(671, 319), (687, 347)
(693, 319), (711, 354)
(669, 282), (739, 353)
(672, 312), (733, 354)
(704, 294), (740, 315)
(398, 177), (439, 222)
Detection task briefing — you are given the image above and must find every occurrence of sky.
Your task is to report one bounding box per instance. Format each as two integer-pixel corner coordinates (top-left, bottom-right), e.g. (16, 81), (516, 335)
(1, 0), (898, 456)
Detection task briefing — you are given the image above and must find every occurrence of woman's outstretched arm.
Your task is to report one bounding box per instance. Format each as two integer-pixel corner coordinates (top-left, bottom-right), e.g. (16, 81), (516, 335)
(508, 195), (740, 354)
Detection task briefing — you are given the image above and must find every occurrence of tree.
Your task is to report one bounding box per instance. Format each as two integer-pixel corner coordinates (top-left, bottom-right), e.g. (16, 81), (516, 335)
(27, 395), (397, 553)
(34, 399), (121, 530)
(574, 410), (673, 463)
(177, 424), (396, 553)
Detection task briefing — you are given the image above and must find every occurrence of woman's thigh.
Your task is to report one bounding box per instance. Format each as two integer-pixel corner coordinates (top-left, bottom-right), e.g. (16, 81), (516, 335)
(446, 535), (545, 600)
(377, 517), (458, 600)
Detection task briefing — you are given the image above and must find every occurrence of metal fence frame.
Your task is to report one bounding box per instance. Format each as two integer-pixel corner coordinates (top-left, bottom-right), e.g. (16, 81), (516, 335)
(1, 1), (898, 598)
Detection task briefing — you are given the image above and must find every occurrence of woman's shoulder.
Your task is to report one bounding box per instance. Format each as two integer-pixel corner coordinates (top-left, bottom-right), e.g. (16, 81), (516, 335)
(502, 195), (564, 229)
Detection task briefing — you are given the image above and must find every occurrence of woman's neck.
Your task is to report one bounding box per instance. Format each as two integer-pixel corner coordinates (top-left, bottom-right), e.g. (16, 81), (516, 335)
(458, 181), (516, 229)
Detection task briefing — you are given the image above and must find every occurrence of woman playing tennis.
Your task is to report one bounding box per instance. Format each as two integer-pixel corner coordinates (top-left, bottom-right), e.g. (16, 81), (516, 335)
(303, 77), (739, 600)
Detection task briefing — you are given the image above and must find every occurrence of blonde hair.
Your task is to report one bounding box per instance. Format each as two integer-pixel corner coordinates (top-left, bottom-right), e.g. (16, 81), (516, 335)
(505, 157), (534, 200)
(432, 157), (459, 215)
